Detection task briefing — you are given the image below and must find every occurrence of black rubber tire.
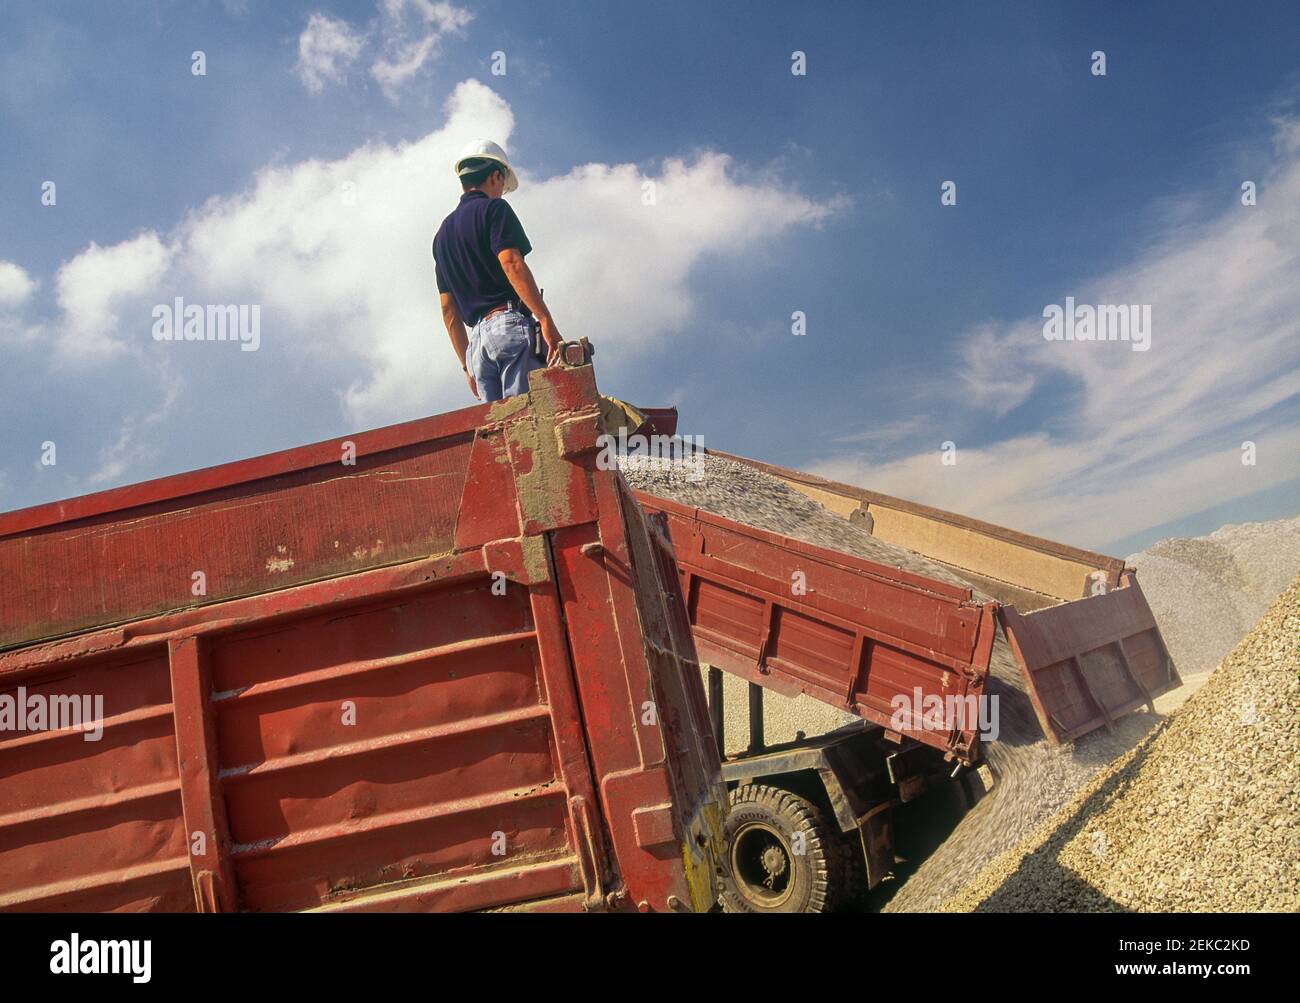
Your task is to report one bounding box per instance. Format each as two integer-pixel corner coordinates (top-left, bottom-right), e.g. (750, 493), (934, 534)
(835, 830), (869, 911)
(720, 784), (841, 913)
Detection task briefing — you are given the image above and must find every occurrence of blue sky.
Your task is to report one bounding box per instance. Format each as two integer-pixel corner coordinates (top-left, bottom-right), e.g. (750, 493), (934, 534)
(1, 0), (1298, 555)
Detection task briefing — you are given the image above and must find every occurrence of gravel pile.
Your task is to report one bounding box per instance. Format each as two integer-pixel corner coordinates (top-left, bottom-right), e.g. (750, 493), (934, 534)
(1126, 516), (1300, 677)
(942, 574), (1300, 912)
(887, 514), (1300, 912)
(880, 631), (1161, 912)
(704, 670), (860, 755)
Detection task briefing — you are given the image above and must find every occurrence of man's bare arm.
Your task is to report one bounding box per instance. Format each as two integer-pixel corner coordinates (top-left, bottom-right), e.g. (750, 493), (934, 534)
(440, 292), (478, 399)
(497, 248), (562, 364)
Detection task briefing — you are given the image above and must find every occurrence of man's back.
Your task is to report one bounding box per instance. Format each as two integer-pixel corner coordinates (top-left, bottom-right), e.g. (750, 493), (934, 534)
(433, 190), (532, 328)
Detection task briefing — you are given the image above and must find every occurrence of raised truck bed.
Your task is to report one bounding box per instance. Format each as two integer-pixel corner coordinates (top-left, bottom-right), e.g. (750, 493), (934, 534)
(0, 363), (727, 914)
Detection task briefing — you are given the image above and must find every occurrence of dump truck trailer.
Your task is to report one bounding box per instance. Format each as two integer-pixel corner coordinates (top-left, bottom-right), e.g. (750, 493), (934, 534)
(630, 423), (1179, 912)
(0, 364), (727, 913)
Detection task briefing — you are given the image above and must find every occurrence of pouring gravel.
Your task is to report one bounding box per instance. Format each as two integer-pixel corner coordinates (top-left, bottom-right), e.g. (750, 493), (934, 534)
(942, 573), (1300, 912)
(880, 631), (1162, 912)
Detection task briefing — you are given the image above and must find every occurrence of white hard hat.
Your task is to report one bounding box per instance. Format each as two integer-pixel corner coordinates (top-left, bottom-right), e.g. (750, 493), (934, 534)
(453, 138), (518, 194)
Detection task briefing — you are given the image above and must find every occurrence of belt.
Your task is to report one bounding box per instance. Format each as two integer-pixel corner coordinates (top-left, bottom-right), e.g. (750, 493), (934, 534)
(480, 300), (521, 323)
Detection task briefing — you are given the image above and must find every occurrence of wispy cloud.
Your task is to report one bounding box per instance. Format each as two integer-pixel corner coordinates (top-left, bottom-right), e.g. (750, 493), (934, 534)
(295, 1), (473, 100)
(807, 117), (1300, 550)
(295, 13), (366, 94)
(86, 358), (183, 486)
(830, 414), (933, 448)
(371, 0), (473, 98)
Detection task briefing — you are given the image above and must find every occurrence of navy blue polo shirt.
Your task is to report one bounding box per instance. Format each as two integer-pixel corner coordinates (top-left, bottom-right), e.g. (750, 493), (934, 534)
(433, 191), (533, 327)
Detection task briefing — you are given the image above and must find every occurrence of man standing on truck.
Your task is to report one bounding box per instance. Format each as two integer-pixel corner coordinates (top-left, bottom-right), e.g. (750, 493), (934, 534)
(433, 139), (563, 402)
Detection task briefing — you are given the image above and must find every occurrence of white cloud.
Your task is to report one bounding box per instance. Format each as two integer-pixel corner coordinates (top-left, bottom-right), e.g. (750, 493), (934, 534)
(807, 118), (1300, 550)
(830, 414), (932, 447)
(5, 79), (833, 494)
(52, 233), (172, 365)
(0, 260), (41, 347)
(0, 261), (36, 308)
(370, 36), (437, 96)
(164, 79), (833, 424)
(371, 1), (473, 98)
(296, 13), (366, 94)
(396, 0), (474, 32)
(956, 322), (1039, 416)
(85, 358), (182, 486)
(296, 1), (472, 99)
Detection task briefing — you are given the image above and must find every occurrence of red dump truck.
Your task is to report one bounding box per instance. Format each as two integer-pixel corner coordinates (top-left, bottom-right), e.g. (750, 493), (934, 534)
(630, 419), (1180, 912)
(0, 363), (727, 913)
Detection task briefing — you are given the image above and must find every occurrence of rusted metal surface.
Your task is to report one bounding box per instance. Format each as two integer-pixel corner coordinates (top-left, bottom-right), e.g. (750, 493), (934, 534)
(634, 493), (998, 764)
(998, 571), (1181, 744)
(0, 408), (487, 652)
(0, 365), (726, 913)
(636, 407), (679, 437)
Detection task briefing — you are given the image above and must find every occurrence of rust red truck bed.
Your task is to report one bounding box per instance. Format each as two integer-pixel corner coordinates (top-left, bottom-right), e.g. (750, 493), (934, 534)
(637, 439), (1179, 751)
(635, 493), (999, 764)
(0, 365), (727, 913)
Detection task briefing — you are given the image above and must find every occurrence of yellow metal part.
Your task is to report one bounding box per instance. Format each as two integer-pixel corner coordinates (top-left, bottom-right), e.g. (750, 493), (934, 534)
(679, 798), (727, 912)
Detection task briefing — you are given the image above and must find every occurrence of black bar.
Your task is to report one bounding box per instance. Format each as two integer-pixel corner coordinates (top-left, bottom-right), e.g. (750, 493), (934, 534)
(0, 912), (1290, 988)
(707, 665), (725, 759)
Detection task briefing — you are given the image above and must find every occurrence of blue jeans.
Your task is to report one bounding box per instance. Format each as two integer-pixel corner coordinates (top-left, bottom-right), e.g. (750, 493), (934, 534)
(468, 306), (545, 402)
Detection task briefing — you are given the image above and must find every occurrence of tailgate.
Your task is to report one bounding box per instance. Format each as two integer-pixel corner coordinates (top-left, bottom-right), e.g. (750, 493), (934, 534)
(998, 571), (1180, 744)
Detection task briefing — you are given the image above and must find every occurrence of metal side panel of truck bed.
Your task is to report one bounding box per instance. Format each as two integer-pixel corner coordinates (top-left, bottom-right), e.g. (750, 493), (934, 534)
(632, 492), (999, 764)
(0, 365), (726, 913)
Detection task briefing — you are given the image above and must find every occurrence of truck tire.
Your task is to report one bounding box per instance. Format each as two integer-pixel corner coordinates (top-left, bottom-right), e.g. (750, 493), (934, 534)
(836, 830), (868, 910)
(721, 784), (840, 913)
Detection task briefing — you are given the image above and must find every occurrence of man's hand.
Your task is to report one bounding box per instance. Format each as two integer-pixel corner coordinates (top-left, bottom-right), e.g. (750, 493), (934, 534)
(440, 293), (475, 392)
(539, 315), (563, 366)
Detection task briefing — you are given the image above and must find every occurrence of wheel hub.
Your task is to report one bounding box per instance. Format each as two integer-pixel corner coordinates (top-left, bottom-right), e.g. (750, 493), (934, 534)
(731, 821), (795, 906)
(760, 845), (788, 885)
